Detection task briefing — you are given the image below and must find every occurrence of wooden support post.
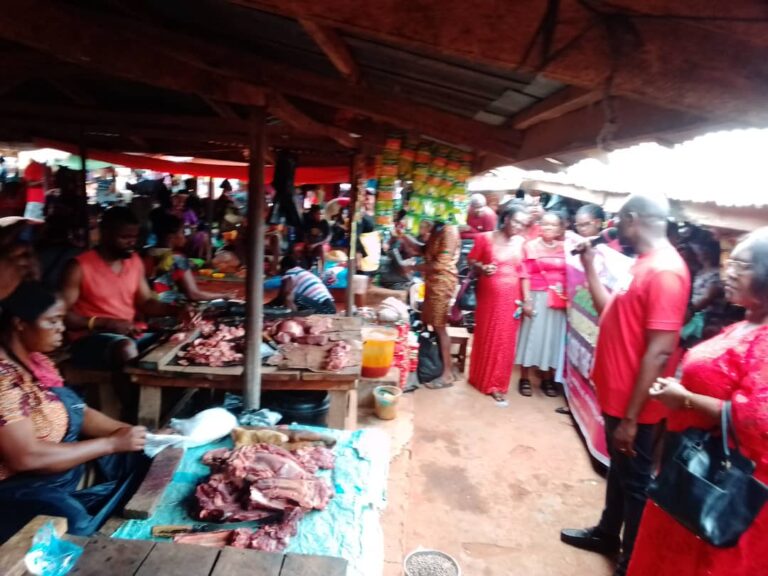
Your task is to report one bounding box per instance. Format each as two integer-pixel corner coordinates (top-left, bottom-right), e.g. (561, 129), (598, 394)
(244, 109), (267, 410)
(345, 153), (364, 316)
(78, 133), (90, 247)
(207, 176), (215, 225)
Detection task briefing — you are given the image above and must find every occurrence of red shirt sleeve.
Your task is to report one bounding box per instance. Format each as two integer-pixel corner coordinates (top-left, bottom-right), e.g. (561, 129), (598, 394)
(467, 233), (486, 263)
(645, 270), (689, 331)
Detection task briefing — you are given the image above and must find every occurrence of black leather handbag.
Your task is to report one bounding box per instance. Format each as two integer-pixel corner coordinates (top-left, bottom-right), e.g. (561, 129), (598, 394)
(456, 273), (477, 311)
(648, 401), (768, 547)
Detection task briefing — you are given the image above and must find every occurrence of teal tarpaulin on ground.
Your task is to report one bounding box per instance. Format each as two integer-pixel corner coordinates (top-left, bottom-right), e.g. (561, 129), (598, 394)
(114, 426), (390, 576)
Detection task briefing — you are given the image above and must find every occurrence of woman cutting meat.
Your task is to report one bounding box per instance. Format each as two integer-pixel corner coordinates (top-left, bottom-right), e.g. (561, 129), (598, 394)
(0, 281), (147, 542)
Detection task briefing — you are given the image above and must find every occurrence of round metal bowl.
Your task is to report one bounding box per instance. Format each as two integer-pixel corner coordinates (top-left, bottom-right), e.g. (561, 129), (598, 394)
(403, 549), (461, 576)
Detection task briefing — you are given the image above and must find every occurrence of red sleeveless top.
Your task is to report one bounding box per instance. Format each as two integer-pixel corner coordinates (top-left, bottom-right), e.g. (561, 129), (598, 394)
(71, 250), (143, 337)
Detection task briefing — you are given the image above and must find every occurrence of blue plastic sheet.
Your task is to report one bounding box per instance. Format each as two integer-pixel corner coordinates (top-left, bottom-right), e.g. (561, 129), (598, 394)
(114, 426), (389, 576)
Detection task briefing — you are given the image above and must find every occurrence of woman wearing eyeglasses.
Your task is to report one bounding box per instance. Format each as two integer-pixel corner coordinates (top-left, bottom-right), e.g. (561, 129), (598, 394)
(628, 228), (768, 576)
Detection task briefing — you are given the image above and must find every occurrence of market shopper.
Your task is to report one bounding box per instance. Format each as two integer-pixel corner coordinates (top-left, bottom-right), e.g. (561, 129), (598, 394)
(402, 219), (460, 388)
(460, 193), (497, 239)
(301, 205), (331, 271)
(514, 211), (568, 397)
(626, 227), (768, 576)
(150, 214), (230, 303)
(0, 281), (147, 543)
(574, 203), (606, 238)
(274, 255), (336, 314)
(467, 203), (530, 402)
(0, 218), (36, 300)
(61, 206), (185, 370)
(561, 194), (690, 576)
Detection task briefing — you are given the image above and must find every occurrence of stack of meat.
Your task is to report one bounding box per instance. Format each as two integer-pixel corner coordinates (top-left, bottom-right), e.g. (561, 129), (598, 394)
(175, 443), (335, 552)
(267, 316), (334, 346)
(176, 321), (245, 367)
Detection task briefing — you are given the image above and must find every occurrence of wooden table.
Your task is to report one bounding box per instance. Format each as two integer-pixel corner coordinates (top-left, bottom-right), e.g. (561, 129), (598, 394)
(0, 517), (347, 576)
(126, 364), (359, 431)
(68, 536), (347, 576)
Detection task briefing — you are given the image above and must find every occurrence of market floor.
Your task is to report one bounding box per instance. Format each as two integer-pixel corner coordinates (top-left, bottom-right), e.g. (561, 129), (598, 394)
(383, 372), (615, 576)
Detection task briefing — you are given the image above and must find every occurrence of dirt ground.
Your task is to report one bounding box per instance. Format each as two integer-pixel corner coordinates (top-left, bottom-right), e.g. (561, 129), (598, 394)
(379, 372), (616, 576)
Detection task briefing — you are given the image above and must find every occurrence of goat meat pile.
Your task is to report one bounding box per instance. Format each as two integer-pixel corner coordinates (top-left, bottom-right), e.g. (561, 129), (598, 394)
(193, 443), (335, 552)
(325, 341), (351, 372)
(176, 321), (245, 367)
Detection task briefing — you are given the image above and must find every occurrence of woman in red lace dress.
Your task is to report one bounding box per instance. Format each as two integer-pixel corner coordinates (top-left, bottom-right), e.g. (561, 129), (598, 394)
(628, 227), (768, 576)
(467, 204), (530, 402)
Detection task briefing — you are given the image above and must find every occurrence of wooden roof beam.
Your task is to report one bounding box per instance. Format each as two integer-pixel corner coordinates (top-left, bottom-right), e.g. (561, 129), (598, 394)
(516, 97), (711, 162)
(512, 87), (601, 129)
(0, 0), (267, 108)
(269, 94), (358, 148)
(0, 0), (520, 160)
(299, 19), (360, 84)
(230, 0), (768, 125)
(203, 98), (242, 120)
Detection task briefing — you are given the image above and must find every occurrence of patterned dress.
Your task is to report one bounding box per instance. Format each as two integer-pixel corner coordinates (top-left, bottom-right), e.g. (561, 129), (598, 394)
(468, 232), (527, 395)
(0, 359), (69, 481)
(420, 224), (459, 328)
(628, 322), (768, 576)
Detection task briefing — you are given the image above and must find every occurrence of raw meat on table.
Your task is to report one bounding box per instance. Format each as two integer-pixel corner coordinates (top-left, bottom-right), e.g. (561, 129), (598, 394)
(193, 443), (335, 552)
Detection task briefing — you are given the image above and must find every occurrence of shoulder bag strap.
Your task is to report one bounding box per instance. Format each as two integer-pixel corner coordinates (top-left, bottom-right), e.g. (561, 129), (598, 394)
(722, 400), (736, 462)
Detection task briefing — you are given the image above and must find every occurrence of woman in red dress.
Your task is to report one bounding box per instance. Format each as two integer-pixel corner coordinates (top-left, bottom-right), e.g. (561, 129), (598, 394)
(628, 227), (768, 576)
(467, 203), (530, 402)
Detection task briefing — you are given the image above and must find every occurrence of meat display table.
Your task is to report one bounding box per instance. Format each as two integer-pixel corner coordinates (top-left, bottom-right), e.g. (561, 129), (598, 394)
(126, 364), (358, 431)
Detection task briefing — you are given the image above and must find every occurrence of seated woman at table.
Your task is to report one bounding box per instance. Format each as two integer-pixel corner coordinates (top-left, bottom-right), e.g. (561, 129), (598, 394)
(0, 281), (147, 543)
(150, 213), (230, 304)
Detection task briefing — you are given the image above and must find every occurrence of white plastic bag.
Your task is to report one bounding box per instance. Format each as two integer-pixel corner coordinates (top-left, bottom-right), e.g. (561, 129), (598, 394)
(170, 407), (238, 448)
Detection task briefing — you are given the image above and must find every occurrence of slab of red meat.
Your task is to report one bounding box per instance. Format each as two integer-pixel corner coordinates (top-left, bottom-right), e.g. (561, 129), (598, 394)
(202, 445), (311, 481)
(294, 446), (336, 471)
(252, 477), (333, 510)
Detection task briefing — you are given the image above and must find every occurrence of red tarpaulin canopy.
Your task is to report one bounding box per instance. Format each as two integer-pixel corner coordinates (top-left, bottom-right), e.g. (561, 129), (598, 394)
(36, 139), (351, 185)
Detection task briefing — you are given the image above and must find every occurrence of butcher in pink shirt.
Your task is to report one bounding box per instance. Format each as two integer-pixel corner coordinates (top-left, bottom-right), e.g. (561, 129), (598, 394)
(461, 194), (498, 240)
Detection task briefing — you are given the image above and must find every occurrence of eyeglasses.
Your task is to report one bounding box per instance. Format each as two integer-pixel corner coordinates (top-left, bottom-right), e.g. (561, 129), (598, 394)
(725, 259), (753, 273)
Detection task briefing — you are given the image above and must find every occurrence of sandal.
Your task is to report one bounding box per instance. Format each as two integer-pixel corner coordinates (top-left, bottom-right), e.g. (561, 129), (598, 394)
(518, 378), (533, 397)
(542, 379), (560, 398)
(425, 376), (454, 390)
(491, 392), (506, 402)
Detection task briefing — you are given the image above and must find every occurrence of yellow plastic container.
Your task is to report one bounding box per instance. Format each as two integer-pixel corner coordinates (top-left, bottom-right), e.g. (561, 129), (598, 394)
(361, 326), (398, 378)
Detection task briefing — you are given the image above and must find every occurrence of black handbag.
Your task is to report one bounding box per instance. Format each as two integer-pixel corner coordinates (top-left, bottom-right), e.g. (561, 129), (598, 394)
(648, 401), (768, 547)
(416, 330), (443, 384)
(456, 273), (477, 311)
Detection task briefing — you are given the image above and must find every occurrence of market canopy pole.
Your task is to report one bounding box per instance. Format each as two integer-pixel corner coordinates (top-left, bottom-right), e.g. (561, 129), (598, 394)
(244, 108), (267, 410)
(345, 152), (365, 316)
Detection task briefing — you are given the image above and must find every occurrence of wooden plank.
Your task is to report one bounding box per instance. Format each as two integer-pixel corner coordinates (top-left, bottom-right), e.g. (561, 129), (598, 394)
(124, 447), (184, 519)
(512, 87), (601, 129)
(211, 547), (283, 576)
(139, 330), (198, 371)
(280, 553), (348, 576)
(0, 516), (67, 576)
(134, 542), (220, 576)
(137, 385), (163, 429)
(70, 537), (155, 575)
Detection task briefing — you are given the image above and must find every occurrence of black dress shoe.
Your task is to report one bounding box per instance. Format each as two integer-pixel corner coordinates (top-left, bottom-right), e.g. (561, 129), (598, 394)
(560, 526), (621, 556)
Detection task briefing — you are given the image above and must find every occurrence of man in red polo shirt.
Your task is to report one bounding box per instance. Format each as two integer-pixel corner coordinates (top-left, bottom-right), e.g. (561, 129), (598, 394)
(460, 194), (497, 239)
(561, 194), (690, 576)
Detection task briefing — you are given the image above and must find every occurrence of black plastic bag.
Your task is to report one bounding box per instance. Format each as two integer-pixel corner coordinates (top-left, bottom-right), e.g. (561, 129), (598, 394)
(417, 330), (443, 384)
